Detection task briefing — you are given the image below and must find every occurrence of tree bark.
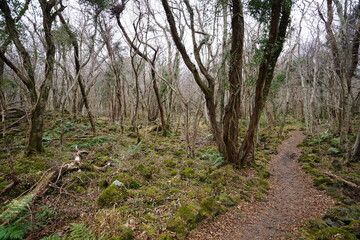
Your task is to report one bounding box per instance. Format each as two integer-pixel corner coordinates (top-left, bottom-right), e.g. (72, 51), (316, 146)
(0, 0), (62, 155)
(161, 0), (224, 152)
(58, 13), (96, 135)
(239, 0), (292, 165)
(351, 127), (360, 162)
(222, 0), (244, 165)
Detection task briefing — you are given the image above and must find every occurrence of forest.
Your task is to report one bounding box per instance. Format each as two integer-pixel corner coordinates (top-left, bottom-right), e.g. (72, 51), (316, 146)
(0, 0), (359, 239)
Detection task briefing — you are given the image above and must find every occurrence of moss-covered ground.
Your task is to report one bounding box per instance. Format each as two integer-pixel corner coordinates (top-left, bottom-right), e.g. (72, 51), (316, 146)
(297, 130), (360, 240)
(0, 112), (294, 239)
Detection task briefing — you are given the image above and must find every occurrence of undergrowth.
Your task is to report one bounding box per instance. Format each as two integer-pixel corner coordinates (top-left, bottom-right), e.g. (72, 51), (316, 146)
(297, 131), (360, 240)
(0, 112), (294, 239)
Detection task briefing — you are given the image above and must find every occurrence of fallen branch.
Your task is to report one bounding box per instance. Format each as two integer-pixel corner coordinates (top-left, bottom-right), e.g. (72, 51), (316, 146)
(0, 149), (88, 225)
(94, 162), (111, 172)
(324, 171), (360, 190)
(0, 180), (19, 195)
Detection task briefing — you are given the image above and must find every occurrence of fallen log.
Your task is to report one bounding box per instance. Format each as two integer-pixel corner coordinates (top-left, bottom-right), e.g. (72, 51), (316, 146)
(324, 171), (360, 190)
(0, 149), (88, 225)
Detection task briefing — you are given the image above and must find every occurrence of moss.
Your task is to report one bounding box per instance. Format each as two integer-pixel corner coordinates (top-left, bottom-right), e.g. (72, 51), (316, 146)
(323, 206), (360, 223)
(173, 150), (185, 157)
(110, 226), (134, 240)
(97, 178), (109, 189)
(307, 227), (357, 240)
(167, 217), (188, 239)
(313, 177), (334, 187)
(170, 170), (177, 176)
(219, 194), (237, 207)
(140, 224), (157, 235)
(97, 184), (128, 208)
(254, 192), (266, 201)
(309, 218), (328, 229)
(164, 159), (176, 168)
(302, 164), (322, 176)
(74, 186), (85, 193)
(144, 213), (158, 222)
(259, 168), (271, 179)
(141, 186), (165, 204)
(177, 201), (203, 229)
(156, 233), (173, 240)
(112, 173), (142, 189)
(199, 197), (223, 218)
(343, 220), (360, 236)
(180, 167), (195, 179)
(325, 187), (342, 199)
(186, 160), (194, 167)
(169, 188), (180, 195)
(136, 164), (152, 179)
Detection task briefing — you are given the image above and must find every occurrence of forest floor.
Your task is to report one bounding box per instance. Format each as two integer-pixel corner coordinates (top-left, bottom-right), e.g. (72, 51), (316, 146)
(188, 131), (336, 240)
(1, 113), (359, 240)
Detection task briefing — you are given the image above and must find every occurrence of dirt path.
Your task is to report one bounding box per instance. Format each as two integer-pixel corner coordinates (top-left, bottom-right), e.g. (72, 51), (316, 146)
(188, 131), (335, 240)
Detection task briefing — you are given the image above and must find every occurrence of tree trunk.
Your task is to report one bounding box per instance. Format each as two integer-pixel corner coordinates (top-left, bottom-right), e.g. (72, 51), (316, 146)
(239, 0), (292, 165)
(351, 127), (360, 162)
(58, 13), (96, 135)
(222, 0), (244, 165)
(26, 0), (59, 154)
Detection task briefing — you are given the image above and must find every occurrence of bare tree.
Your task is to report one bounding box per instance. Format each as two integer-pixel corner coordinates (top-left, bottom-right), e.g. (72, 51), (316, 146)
(0, 0), (64, 154)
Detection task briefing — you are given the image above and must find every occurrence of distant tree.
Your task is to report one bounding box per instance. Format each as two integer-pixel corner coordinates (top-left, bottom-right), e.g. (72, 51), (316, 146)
(0, 0), (64, 155)
(317, 0), (360, 154)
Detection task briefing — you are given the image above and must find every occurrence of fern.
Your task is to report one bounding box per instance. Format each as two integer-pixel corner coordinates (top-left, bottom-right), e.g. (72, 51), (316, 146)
(201, 149), (224, 168)
(67, 223), (96, 240)
(40, 235), (63, 240)
(0, 194), (33, 225)
(0, 224), (26, 240)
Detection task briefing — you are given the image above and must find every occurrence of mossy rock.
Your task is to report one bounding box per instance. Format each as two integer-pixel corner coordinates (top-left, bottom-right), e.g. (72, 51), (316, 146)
(309, 218), (329, 229)
(97, 184), (128, 208)
(176, 201), (204, 229)
(307, 227), (357, 240)
(343, 220), (360, 237)
(302, 164), (322, 176)
(136, 164), (152, 179)
(110, 226), (134, 240)
(200, 197), (224, 218)
(167, 217), (188, 239)
(219, 193), (240, 207)
(112, 173), (142, 189)
(180, 167), (195, 179)
(323, 206), (360, 223)
(313, 177), (334, 187)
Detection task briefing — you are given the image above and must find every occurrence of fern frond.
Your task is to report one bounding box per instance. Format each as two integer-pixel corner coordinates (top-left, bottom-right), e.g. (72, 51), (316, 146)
(0, 194), (34, 226)
(68, 223), (96, 240)
(40, 235), (63, 240)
